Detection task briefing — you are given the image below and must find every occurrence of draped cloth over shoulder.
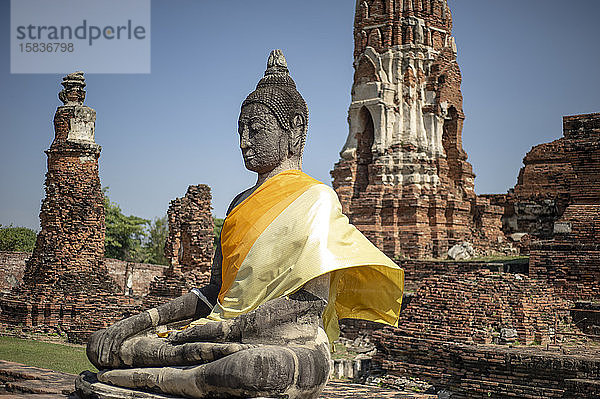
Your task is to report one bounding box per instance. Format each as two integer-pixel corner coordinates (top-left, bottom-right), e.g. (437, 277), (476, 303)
(190, 170), (404, 343)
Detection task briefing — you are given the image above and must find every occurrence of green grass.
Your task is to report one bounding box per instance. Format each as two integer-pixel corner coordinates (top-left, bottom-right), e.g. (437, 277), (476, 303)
(0, 336), (97, 375)
(331, 342), (351, 360)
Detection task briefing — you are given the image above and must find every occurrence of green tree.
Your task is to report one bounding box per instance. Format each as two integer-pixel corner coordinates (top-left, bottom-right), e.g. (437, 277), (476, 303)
(103, 189), (149, 262)
(143, 216), (169, 265)
(213, 217), (224, 248)
(0, 226), (37, 252)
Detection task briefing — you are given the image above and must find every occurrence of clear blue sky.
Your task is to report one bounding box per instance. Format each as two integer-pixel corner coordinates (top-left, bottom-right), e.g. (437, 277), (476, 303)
(1, 0), (599, 230)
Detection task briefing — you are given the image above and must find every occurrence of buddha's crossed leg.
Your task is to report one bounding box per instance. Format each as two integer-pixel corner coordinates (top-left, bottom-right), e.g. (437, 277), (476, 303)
(98, 336), (330, 399)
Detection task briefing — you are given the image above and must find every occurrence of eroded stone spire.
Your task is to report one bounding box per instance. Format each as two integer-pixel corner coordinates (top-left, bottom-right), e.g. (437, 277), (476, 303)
(53, 71), (97, 145)
(58, 71), (86, 106)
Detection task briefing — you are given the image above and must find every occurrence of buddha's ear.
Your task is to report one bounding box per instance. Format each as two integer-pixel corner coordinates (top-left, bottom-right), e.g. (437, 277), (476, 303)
(289, 114), (305, 155)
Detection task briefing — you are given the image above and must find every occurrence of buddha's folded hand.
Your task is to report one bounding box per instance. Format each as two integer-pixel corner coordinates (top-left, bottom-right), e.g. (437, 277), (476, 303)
(168, 319), (240, 344)
(87, 312), (151, 369)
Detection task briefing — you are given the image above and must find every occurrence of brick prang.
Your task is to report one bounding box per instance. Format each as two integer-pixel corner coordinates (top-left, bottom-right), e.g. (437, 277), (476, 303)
(331, 0), (503, 259)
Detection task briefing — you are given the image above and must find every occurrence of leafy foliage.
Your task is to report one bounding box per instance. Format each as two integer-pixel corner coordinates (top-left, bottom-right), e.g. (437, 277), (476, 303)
(103, 188), (170, 265)
(0, 225), (37, 252)
(213, 217), (224, 248)
(144, 216), (169, 265)
(103, 189), (149, 262)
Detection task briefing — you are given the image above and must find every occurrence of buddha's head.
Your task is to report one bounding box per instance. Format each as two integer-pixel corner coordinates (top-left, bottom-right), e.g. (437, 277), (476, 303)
(238, 50), (308, 174)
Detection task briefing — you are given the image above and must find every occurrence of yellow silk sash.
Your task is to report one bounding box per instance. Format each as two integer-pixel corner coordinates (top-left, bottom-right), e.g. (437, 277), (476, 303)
(195, 169), (404, 343)
(218, 170), (321, 302)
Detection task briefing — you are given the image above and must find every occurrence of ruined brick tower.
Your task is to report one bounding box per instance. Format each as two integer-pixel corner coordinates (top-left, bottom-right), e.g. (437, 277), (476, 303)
(164, 184), (214, 275)
(331, 0), (502, 258)
(144, 185), (214, 303)
(1, 73), (144, 340)
(22, 72), (117, 297)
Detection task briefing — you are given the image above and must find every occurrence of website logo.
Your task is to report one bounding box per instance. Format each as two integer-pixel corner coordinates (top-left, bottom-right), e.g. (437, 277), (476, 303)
(11, 0), (151, 74)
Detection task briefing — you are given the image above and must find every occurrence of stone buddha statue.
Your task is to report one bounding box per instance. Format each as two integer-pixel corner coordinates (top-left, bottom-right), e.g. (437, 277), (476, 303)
(78, 50), (404, 399)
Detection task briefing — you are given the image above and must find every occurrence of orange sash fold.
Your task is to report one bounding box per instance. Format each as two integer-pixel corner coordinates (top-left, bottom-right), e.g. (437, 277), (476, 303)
(218, 170), (321, 302)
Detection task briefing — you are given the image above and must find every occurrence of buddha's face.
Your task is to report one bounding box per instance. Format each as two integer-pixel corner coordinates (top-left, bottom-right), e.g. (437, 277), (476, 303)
(238, 102), (289, 174)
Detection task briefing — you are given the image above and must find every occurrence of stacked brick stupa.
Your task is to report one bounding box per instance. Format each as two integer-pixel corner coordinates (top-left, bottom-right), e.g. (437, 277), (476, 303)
(21, 72), (118, 298)
(331, 0), (502, 258)
(0, 73), (139, 341)
(0, 73), (220, 340)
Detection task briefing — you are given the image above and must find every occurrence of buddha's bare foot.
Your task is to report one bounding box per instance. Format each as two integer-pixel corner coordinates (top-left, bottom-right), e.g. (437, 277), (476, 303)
(97, 367), (163, 391)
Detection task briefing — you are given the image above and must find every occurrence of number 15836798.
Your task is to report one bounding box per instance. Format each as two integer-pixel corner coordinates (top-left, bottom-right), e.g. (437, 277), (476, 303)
(19, 42), (74, 52)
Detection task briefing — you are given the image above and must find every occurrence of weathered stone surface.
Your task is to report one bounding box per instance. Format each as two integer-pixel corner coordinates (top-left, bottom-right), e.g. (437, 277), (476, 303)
(0, 251), (29, 293)
(104, 259), (169, 297)
(76, 371), (179, 398)
(447, 241), (473, 260)
(0, 360), (76, 396)
(331, 0), (503, 259)
(508, 232), (528, 242)
(0, 360), (439, 399)
(499, 327), (518, 344)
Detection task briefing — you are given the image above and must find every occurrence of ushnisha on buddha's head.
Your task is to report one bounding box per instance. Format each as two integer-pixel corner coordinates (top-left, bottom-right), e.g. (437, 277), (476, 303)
(238, 50), (308, 175)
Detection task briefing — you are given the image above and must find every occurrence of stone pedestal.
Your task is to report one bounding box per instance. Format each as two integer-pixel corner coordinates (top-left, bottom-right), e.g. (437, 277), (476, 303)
(76, 371), (281, 399)
(76, 371), (181, 399)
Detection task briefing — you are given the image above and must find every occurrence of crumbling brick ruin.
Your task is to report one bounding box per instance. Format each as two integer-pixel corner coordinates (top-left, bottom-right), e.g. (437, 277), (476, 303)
(374, 336), (600, 398)
(0, 74), (201, 344)
(164, 185), (214, 275)
(331, 0), (503, 259)
(331, 2), (600, 397)
(396, 268), (564, 345)
(0, 73), (142, 341)
(526, 113), (600, 300)
(345, 255), (600, 397)
(144, 185), (214, 306)
(481, 113), (600, 296)
(0, 73), (218, 342)
(20, 72), (117, 298)
(337, 110), (600, 397)
(487, 115), (595, 237)
(0, 252), (28, 293)
(0, 253), (167, 298)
